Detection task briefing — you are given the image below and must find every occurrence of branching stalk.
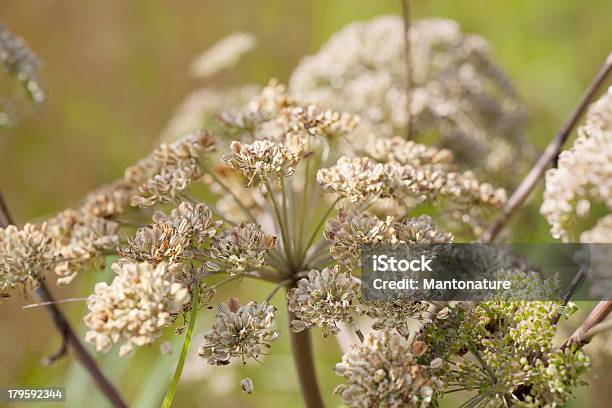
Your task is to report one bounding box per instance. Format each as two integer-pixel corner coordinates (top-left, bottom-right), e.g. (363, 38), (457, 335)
(0, 189), (128, 408)
(483, 52), (612, 242)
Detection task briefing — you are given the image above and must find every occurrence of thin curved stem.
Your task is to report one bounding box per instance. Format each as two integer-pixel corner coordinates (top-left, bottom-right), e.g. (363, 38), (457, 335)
(401, 0), (413, 140)
(161, 280), (200, 408)
(300, 198), (340, 263)
(0, 189), (128, 408)
(483, 52), (612, 243)
(207, 171), (258, 224)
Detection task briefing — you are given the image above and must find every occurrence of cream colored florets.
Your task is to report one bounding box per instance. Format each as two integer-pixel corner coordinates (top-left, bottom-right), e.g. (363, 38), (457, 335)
(153, 201), (221, 247)
(118, 219), (190, 265)
(393, 215), (454, 244)
(0, 223), (53, 294)
(541, 86), (612, 241)
(324, 210), (394, 267)
(287, 265), (360, 336)
(207, 223), (276, 275)
(334, 332), (443, 407)
(199, 300), (278, 365)
(290, 16), (529, 184)
(127, 130), (216, 207)
(363, 136), (454, 167)
(84, 262), (190, 357)
(317, 157), (386, 203)
(47, 209), (119, 285)
(223, 139), (304, 187)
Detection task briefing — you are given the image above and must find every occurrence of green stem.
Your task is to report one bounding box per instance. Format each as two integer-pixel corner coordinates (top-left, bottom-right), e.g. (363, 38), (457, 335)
(265, 181), (293, 268)
(300, 198), (340, 262)
(161, 281), (200, 408)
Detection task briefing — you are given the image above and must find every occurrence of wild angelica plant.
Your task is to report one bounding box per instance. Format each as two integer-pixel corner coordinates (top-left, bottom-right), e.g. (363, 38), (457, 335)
(1, 12), (612, 408)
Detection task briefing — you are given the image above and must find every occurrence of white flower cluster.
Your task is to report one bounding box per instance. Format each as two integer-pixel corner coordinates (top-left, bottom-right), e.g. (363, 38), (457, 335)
(541, 86), (612, 241)
(199, 300), (278, 364)
(207, 223), (276, 275)
(287, 265), (360, 336)
(84, 262), (190, 357)
(0, 223), (53, 295)
(290, 16), (529, 184)
(127, 131), (216, 207)
(334, 332), (443, 407)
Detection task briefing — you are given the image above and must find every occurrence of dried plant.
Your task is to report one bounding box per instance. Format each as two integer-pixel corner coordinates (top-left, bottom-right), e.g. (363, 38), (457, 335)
(1, 11), (611, 408)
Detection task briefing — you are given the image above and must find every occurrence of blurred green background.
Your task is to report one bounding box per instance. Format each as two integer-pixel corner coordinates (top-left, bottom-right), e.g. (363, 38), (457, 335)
(0, 0), (610, 407)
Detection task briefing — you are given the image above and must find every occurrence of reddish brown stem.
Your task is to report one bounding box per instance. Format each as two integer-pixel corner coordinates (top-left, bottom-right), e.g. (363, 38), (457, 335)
(483, 52), (612, 243)
(401, 0), (413, 140)
(287, 288), (325, 408)
(0, 189), (128, 408)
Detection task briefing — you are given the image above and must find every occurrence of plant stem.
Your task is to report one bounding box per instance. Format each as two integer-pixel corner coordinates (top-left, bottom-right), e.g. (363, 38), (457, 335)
(483, 52), (612, 243)
(287, 289), (325, 408)
(401, 0), (413, 140)
(265, 181), (293, 267)
(564, 301), (612, 348)
(161, 280), (200, 408)
(0, 189), (128, 408)
(301, 198), (340, 262)
(208, 171), (258, 224)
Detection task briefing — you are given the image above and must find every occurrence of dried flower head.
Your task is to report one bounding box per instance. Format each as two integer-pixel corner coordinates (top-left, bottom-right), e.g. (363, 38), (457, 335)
(127, 131), (216, 207)
(207, 223), (276, 274)
(47, 209), (119, 285)
(334, 332), (443, 407)
(118, 219), (190, 265)
(365, 299), (429, 336)
(153, 201), (221, 247)
(223, 139), (304, 187)
(84, 262), (190, 357)
(363, 136), (454, 168)
(287, 265), (360, 336)
(317, 157), (386, 203)
(199, 300), (278, 365)
(81, 181), (132, 219)
(0, 223), (53, 295)
(541, 86), (612, 241)
(324, 210), (393, 267)
(393, 215), (453, 244)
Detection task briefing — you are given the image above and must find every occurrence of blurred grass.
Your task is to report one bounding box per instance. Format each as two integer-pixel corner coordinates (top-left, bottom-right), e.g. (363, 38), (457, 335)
(0, 0), (611, 407)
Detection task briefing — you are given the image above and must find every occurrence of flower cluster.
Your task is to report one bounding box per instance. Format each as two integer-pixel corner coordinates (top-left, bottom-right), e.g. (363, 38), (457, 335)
(324, 209), (394, 267)
(84, 262), (191, 357)
(207, 223), (276, 275)
(290, 16), (530, 185)
(0, 223), (53, 295)
(318, 156), (506, 217)
(128, 130), (216, 207)
(223, 139), (304, 187)
(541, 86), (612, 242)
(47, 209), (120, 285)
(287, 265), (360, 336)
(0, 24), (45, 127)
(324, 210), (452, 268)
(418, 301), (589, 407)
(199, 300), (278, 365)
(334, 332), (443, 407)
